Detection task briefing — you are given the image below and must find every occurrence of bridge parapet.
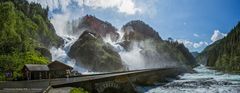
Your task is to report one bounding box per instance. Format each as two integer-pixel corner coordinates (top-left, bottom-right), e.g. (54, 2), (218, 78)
(51, 68), (184, 93)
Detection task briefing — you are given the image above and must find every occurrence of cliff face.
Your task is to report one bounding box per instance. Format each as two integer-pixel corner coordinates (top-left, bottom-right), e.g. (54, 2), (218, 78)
(197, 22), (240, 73)
(0, 0), (63, 80)
(68, 31), (124, 72)
(122, 20), (162, 42)
(120, 20), (197, 69)
(72, 15), (120, 41)
(68, 17), (197, 72)
(67, 16), (126, 72)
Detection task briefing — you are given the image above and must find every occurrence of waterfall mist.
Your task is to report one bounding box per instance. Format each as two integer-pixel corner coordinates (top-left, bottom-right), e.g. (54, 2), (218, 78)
(27, 0), (181, 72)
(49, 15), (180, 72)
(119, 42), (146, 70)
(103, 31), (179, 70)
(103, 33), (146, 70)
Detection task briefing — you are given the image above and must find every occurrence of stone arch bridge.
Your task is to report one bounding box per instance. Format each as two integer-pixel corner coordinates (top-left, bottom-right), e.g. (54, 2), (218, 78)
(0, 68), (184, 93)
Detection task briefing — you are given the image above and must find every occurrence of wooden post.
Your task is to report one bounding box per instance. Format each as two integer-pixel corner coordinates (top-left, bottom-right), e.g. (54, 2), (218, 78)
(29, 72), (31, 80)
(49, 71), (51, 86)
(39, 72), (42, 79)
(26, 70), (29, 80)
(45, 71), (47, 79)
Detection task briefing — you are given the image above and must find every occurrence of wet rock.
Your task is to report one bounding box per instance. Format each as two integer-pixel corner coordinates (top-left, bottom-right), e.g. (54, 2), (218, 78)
(119, 20), (196, 70)
(68, 31), (125, 72)
(122, 20), (162, 41)
(72, 15), (120, 41)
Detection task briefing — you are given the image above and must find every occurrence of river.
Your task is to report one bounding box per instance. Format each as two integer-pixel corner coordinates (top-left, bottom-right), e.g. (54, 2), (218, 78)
(143, 65), (240, 93)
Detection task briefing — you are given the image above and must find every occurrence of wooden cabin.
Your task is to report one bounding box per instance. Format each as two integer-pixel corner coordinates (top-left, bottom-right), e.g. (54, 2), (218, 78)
(48, 61), (73, 78)
(23, 64), (49, 80)
(22, 61), (74, 80)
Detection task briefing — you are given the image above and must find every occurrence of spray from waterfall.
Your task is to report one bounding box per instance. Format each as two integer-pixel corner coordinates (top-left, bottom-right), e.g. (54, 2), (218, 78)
(28, 0), (180, 72)
(103, 30), (147, 70)
(36, 0), (90, 72)
(103, 30), (180, 70)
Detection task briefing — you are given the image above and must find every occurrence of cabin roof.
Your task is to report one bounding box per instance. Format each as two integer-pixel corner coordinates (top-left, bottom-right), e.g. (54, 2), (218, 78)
(48, 61), (73, 70)
(24, 64), (49, 71)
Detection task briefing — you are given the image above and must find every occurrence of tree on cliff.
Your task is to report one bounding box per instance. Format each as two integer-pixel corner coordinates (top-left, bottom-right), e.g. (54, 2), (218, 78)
(0, 0), (62, 80)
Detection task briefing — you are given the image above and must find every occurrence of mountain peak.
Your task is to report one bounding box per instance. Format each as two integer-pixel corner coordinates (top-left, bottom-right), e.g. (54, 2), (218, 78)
(122, 20), (162, 41)
(73, 15), (119, 41)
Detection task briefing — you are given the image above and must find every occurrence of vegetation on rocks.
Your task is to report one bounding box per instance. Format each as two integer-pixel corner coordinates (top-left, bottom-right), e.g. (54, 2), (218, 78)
(69, 18), (197, 72)
(68, 31), (124, 72)
(70, 87), (88, 93)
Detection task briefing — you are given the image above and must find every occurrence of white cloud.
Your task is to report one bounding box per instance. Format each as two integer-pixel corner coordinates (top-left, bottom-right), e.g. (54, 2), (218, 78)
(85, 0), (142, 15)
(27, 0), (69, 11)
(136, 0), (158, 18)
(177, 39), (209, 49)
(193, 41), (208, 48)
(27, 0), (142, 15)
(211, 30), (227, 42)
(193, 33), (199, 37)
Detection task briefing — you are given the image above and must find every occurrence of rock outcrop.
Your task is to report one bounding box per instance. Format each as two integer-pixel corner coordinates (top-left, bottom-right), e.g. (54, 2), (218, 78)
(122, 20), (162, 42)
(120, 20), (197, 69)
(68, 17), (196, 72)
(68, 31), (125, 72)
(72, 15), (120, 41)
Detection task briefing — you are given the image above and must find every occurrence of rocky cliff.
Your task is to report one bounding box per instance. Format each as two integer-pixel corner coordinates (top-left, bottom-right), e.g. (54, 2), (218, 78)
(71, 15), (120, 41)
(68, 31), (124, 72)
(120, 20), (197, 69)
(68, 18), (197, 72)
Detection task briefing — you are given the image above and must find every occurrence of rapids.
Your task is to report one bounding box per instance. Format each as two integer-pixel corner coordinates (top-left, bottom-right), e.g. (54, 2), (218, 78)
(144, 65), (240, 93)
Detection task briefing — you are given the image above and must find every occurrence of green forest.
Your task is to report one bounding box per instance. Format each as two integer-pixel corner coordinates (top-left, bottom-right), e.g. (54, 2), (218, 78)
(0, 0), (62, 80)
(197, 22), (240, 73)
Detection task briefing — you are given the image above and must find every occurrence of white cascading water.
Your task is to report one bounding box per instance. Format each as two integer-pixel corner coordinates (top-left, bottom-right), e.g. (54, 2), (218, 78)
(48, 11), (92, 73)
(103, 31), (147, 70)
(119, 42), (146, 70)
(144, 65), (240, 93)
(27, 0), (178, 72)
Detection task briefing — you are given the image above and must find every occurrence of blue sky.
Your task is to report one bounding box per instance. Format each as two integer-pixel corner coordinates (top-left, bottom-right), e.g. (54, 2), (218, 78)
(28, 0), (240, 52)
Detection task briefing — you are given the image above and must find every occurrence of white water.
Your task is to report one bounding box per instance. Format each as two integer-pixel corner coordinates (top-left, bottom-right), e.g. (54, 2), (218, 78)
(27, 0), (175, 73)
(49, 13), (147, 72)
(103, 32), (147, 70)
(119, 42), (146, 70)
(145, 65), (240, 93)
(49, 13), (94, 73)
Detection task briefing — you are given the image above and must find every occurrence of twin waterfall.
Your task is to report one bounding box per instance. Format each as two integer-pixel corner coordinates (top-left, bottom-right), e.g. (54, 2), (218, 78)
(49, 19), (147, 73)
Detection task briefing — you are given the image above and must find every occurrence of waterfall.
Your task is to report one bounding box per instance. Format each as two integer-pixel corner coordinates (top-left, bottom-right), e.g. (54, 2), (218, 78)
(103, 31), (147, 70)
(46, 3), (91, 72)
